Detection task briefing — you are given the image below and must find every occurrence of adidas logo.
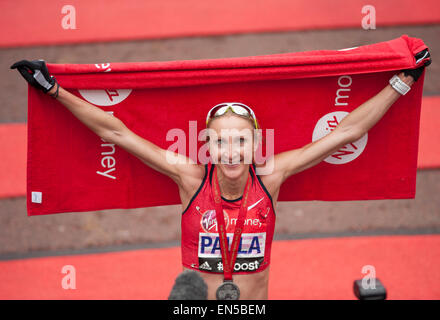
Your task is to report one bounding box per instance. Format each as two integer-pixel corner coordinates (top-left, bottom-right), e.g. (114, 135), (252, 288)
(199, 261), (212, 270)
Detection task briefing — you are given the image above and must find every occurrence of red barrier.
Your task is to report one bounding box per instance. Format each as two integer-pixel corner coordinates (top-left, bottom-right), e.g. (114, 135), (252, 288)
(1, 0), (440, 47)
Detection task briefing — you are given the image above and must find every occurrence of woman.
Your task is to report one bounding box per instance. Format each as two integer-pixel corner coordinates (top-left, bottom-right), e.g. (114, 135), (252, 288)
(11, 56), (430, 300)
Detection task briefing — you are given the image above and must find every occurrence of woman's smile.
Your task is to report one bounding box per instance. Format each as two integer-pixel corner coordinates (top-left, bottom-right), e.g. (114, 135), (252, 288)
(224, 163), (240, 169)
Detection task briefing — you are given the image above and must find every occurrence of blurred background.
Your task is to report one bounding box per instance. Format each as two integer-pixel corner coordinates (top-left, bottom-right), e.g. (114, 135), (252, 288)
(0, 0), (439, 299)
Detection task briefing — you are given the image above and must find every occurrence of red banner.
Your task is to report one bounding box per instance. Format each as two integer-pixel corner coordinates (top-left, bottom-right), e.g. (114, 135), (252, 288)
(27, 35), (428, 215)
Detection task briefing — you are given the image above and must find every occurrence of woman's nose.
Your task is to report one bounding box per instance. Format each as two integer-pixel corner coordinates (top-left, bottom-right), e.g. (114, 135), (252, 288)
(221, 142), (240, 163)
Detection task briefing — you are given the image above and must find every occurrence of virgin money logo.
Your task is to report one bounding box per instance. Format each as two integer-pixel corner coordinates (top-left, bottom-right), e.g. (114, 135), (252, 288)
(200, 209), (229, 233)
(312, 111), (368, 164)
(78, 89), (132, 106)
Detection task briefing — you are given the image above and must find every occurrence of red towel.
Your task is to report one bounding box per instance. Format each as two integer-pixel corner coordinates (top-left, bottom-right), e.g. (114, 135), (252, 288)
(27, 35), (429, 216)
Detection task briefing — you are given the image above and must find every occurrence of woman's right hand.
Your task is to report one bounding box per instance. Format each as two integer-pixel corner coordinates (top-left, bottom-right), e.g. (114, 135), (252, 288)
(10, 59), (57, 94)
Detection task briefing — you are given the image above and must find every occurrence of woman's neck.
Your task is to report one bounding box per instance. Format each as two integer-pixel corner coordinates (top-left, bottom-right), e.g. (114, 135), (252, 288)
(216, 165), (250, 200)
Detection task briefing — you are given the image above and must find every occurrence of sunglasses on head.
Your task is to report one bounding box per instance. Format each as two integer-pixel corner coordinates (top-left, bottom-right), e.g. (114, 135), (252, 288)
(206, 102), (259, 129)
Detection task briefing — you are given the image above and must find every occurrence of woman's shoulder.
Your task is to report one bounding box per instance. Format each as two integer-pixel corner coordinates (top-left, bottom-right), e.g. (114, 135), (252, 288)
(178, 163), (208, 211)
(181, 163), (207, 185)
(253, 157), (282, 203)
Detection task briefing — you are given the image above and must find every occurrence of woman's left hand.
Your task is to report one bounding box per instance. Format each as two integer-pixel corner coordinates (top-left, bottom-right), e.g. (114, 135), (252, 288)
(402, 49), (432, 82)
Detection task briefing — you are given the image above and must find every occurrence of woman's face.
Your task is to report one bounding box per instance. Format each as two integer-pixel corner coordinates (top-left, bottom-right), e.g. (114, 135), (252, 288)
(207, 114), (256, 180)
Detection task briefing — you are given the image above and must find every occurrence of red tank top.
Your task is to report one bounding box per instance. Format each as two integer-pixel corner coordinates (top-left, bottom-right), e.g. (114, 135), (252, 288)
(181, 161), (276, 275)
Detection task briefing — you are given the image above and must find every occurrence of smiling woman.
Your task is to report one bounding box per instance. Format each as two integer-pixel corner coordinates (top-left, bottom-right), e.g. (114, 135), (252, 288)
(179, 102), (276, 299)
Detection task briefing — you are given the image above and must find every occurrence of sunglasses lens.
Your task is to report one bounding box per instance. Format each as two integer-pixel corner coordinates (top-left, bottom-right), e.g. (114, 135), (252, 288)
(212, 105), (229, 117)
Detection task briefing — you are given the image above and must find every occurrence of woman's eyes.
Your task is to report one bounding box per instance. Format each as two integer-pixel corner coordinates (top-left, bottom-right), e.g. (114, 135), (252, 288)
(217, 137), (247, 144)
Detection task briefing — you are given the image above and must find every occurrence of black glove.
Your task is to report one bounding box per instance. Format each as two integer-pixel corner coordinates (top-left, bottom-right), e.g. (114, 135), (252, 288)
(402, 49), (432, 82)
(10, 59), (57, 93)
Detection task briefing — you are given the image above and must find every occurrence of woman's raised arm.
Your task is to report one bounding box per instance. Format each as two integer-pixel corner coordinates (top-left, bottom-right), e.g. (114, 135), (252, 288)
(265, 64), (429, 195)
(11, 59), (204, 187)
